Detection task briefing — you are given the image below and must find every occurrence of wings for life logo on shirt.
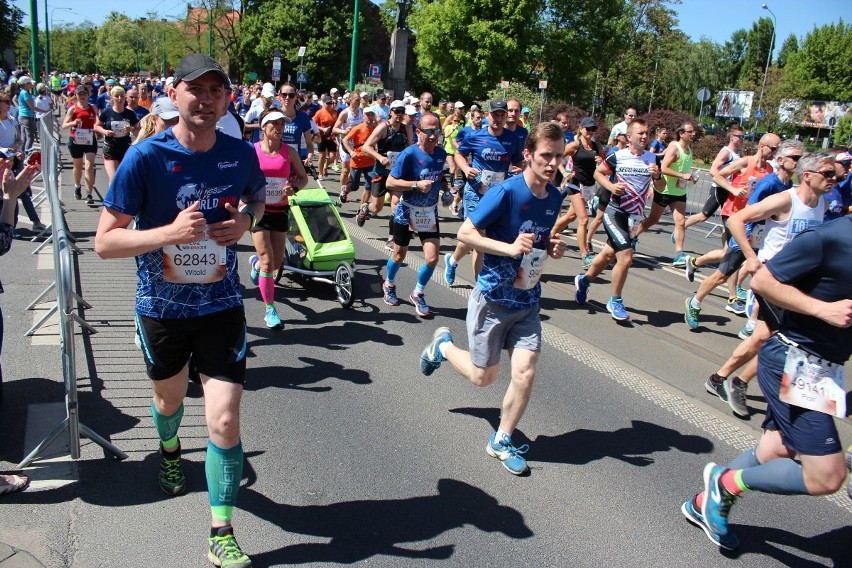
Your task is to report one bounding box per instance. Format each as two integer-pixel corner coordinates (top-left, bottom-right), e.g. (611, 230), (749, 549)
(481, 147), (508, 163)
(175, 183), (235, 211)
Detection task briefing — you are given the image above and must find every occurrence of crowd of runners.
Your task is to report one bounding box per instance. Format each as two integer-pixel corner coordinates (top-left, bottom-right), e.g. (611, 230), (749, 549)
(2, 55), (851, 566)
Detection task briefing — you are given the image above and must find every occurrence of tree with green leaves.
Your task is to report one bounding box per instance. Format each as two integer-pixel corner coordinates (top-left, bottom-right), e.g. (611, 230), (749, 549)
(776, 34), (798, 68)
(96, 13), (145, 74)
(408, 0), (543, 100)
(781, 21), (852, 101)
(0, 0), (24, 59)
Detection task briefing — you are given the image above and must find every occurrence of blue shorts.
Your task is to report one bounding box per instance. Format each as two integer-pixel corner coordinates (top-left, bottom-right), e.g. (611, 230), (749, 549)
(758, 336), (841, 456)
(463, 188), (482, 219)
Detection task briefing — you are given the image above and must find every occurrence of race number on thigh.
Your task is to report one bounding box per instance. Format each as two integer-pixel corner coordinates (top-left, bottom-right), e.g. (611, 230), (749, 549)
(409, 205), (437, 233)
(779, 343), (846, 418)
(162, 235), (227, 284)
(514, 248), (548, 290)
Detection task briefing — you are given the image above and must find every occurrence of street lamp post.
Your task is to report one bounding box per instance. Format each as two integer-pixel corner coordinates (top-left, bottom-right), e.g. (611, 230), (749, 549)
(48, 6), (72, 74)
(756, 3), (777, 129)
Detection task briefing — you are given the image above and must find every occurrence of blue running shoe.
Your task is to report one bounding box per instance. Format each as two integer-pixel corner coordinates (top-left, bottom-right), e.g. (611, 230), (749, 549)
(684, 254), (697, 282)
(685, 296), (701, 329)
(486, 432), (530, 475)
(725, 298), (747, 316)
(670, 231), (675, 244)
(745, 289), (756, 319)
(672, 252), (687, 268)
(410, 291), (431, 318)
(574, 275), (589, 304)
(681, 495), (740, 550)
(606, 297), (630, 321)
(701, 462), (737, 536)
(736, 285), (747, 301)
(420, 326), (452, 376)
(444, 253), (457, 285)
(249, 255), (260, 286)
(582, 253), (595, 269)
(383, 282), (400, 306)
(264, 306), (282, 329)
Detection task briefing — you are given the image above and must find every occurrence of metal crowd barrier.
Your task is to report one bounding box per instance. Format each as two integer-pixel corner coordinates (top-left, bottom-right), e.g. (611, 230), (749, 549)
(17, 113), (126, 468)
(687, 167), (725, 238)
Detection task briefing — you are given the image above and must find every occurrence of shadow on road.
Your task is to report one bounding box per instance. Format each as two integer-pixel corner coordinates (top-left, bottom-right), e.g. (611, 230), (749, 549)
(450, 408), (713, 466)
(240, 477), (533, 565)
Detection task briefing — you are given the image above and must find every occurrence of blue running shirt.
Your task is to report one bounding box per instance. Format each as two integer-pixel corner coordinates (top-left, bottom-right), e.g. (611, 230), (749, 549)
(468, 174), (562, 309)
(457, 128), (523, 197)
(281, 110), (313, 159)
(390, 144), (448, 227)
(104, 128), (266, 319)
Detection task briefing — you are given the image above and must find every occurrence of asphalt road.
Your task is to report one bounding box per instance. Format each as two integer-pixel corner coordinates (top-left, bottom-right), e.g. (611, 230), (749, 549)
(0, 154), (849, 567)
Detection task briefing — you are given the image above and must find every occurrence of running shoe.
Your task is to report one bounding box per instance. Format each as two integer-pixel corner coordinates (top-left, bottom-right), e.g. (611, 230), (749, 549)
(724, 377), (749, 417)
(670, 231), (675, 244)
(736, 285), (747, 301)
(685, 296), (701, 329)
(316, 175), (324, 181)
(684, 255), (697, 283)
(744, 289), (756, 319)
(737, 321), (755, 340)
(586, 241), (594, 255)
(630, 236), (638, 251)
(681, 495), (740, 550)
(574, 275), (589, 305)
(486, 432), (530, 475)
(32, 222), (46, 232)
(383, 282), (400, 306)
(441, 190), (454, 207)
(420, 326), (452, 376)
(586, 196), (598, 216)
(338, 189), (349, 205)
(582, 253), (595, 269)
(444, 253), (457, 286)
(85, 194), (95, 205)
(249, 255), (259, 286)
(331, 164), (340, 172)
(385, 237), (395, 251)
(672, 252), (687, 268)
(208, 526), (252, 568)
(704, 373), (729, 403)
(264, 306), (282, 329)
(725, 298), (747, 316)
(449, 203), (460, 216)
(159, 443), (187, 496)
(74, 185), (82, 200)
(701, 462), (737, 536)
(356, 204), (369, 227)
(606, 297), (630, 321)
(410, 291), (430, 318)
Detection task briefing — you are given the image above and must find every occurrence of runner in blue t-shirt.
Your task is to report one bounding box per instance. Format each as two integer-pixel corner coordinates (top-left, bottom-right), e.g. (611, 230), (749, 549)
(419, 122), (567, 476)
(382, 113), (447, 317)
(277, 84), (315, 165)
(683, 212), (852, 552)
(443, 100), (524, 286)
(94, 54), (264, 568)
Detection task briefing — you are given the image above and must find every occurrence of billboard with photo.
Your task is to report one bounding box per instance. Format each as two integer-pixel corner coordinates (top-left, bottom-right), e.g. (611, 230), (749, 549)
(715, 90), (754, 120)
(778, 99), (852, 128)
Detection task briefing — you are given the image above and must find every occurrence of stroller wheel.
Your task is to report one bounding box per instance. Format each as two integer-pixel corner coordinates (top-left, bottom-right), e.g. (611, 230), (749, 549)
(334, 263), (355, 308)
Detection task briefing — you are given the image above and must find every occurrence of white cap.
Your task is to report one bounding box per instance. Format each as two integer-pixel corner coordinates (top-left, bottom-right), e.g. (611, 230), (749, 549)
(454, 101), (465, 109)
(470, 104), (480, 112)
(261, 83), (275, 98)
(389, 99), (405, 110)
(17, 76), (33, 85)
(360, 91), (370, 98)
(260, 110), (286, 127)
(330, 87), (338, 94)
(405, 105), (417, 116)
(151, 97), (179, 120)
(364, 105), (378, 115)
(403, 91), (411, 98)
(165, 76), (175, 87)
(313, 94), (319, 100)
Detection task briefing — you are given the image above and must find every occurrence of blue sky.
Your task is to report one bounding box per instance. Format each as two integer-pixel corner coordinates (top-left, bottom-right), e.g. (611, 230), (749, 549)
(14, 0), (847, 54)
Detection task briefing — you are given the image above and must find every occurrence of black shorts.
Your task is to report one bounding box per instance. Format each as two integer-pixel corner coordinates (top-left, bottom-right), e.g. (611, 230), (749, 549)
(391, 220), (441, 248)
(717, 247), (748, 277)
(370, 172), (389, 197)
(602, 205), (633, 252)
(721, 215), (731, 243)
(136, 307), (247, 383)
(103, 143), (130, 162)
(51, 89), (62, 95)
(596, 186), (610, 211)
(701, 186), (728, 217)
(318, 139), (337, 153)
(67, 141), (98, 159)
(652, 191), (687, 207)
(254, 208), (289, 233)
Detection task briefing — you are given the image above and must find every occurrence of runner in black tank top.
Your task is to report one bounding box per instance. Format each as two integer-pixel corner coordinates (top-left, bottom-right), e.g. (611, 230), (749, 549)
(551, 117), (604, 267)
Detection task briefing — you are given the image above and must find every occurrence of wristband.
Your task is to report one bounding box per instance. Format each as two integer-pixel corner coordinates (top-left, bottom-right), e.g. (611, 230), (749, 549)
(242, 209), (258, 229)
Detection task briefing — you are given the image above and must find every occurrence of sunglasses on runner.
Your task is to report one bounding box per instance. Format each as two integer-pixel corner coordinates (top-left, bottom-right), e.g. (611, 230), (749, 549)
(392, 108), (406, 114)
(807, 169), (837, 179)
(419, 128), (440, 136)
(281, 92), (297, 98)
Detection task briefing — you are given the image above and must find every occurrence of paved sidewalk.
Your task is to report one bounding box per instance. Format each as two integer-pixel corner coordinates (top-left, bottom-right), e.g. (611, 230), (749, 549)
(0, 543), (45, 568)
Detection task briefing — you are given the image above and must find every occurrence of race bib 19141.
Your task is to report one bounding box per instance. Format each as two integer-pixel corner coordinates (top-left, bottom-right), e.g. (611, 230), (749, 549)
(780, 344), (846, 418)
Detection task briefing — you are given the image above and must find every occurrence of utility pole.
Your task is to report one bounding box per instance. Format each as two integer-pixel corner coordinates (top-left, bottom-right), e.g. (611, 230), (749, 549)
(29, 0), (40, 79)
(349, 0), (360, 91)
(43, 0), (50, 74)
